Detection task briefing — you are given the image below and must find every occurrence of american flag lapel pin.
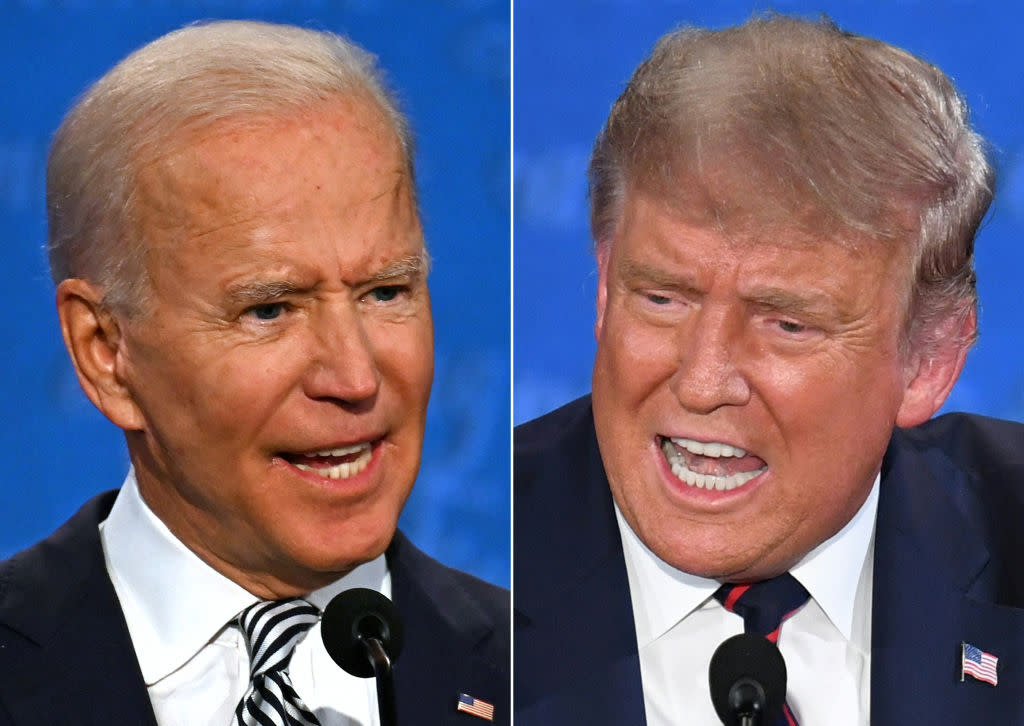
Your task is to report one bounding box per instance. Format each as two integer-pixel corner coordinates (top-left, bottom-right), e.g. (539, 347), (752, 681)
(961, 642), (999, 686)
(456, 693), (495, 721)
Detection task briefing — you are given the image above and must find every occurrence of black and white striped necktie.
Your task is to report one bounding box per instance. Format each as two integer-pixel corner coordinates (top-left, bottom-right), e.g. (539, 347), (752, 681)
(234, 598), (322, 726)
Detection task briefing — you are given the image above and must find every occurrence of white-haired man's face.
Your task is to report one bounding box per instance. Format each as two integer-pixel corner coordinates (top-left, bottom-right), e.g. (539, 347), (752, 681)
(591, 190), (969, 583)
(74, 98), (434, 597)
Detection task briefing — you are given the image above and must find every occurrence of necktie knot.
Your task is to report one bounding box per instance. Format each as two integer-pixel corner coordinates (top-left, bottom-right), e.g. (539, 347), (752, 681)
(234, 598), (322, 726)
(238, 598), (321, 676)
(713, 573), (810, 642)
(714, 574), (809, 726)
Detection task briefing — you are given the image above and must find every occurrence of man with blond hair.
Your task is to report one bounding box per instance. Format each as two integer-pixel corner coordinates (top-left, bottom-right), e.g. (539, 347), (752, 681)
(516, 15), (1024, 725)
(0, 20), (507, 726)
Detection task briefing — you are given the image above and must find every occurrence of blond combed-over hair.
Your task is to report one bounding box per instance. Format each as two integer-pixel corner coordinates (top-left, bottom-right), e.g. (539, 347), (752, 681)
(589, 14), (993, 354)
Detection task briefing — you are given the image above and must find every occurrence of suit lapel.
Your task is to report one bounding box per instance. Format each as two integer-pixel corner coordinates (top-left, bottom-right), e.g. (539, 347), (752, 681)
(514, 542), (644, 726)
(0, 492), (158, 726)
(872, 427), (1024, 723)
(388, 531), (508, 726)
(514, 400), (646, 726)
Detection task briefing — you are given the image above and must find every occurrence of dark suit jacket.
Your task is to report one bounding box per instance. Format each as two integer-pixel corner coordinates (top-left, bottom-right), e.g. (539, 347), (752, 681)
(514, 395), (1024, 724)
(0, 490), (509, 726)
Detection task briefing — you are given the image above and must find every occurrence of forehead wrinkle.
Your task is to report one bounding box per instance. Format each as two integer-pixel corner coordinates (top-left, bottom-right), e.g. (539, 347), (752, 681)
(371, 167), (410, 202)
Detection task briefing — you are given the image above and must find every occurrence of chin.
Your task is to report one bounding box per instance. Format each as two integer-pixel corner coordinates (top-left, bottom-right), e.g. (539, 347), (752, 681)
(299, 521), (396, 573)
(646, 526), (771, 581)
(663, 551), (740, 580)
(681, 547), (799, 583)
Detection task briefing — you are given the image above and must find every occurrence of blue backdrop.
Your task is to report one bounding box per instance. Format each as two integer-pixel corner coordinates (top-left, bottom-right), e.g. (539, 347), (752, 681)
(1, 1), (509, 587)
(514, 0), (1024, 429)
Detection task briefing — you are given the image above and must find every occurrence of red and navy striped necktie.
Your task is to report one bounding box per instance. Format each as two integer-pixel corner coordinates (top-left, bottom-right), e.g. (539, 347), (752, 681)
(713, 574), (810, 725)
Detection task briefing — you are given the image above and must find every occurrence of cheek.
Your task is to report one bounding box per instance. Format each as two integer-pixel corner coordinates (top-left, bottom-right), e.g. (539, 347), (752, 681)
(597, 305), (677, 392)
(751, 340), (903, 414)
(210, 345), (302, 403)
(753, 350), (904, 491)
(593, 317), (677, 476)
(151, 344), (306, 454)
(373, 318), (434, 402)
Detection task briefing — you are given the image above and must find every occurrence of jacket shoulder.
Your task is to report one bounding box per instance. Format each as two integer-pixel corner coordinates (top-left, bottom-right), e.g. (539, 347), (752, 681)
(0, 491), (155, 725)
(514, 395), (594, 458)
(898, 412), (1024, 471)
(891, 413), (1024, 601)
(0, 491), (118, 642)
(389, 530), (508, 647)
(388, 531), (510, 725)
(514, 396), (600, 500)
(891, 411), (1024, 522)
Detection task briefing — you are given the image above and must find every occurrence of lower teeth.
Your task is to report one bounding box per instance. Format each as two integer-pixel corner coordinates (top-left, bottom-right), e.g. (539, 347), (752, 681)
(661, 441), (765, 491)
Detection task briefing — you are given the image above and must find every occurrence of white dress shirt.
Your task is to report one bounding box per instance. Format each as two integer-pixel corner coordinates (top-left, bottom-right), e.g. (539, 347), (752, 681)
(99, 469), (390, 726)
(617, 476), (878, 726)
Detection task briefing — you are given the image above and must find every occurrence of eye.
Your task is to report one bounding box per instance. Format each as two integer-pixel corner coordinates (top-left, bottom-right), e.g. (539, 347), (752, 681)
(646, 293), (672, 306)
(369, 285), (406, 303)
(246, 302), (287, 321)
(777, 319), (806, 334)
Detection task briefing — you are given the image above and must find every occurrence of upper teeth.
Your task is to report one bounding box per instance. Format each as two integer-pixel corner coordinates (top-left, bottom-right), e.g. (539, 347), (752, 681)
(307, 443), (370, 457)
(294, 443), (373, 480)
(661, 438), (765, 492)
(669, 437), (746, 458)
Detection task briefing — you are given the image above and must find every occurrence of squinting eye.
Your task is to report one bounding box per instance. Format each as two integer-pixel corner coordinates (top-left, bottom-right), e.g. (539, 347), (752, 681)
(248, 303), (286, 320)
(371, 285), (403, 302)
(646, 293), (671, 305)
(777, 320), (805, 334)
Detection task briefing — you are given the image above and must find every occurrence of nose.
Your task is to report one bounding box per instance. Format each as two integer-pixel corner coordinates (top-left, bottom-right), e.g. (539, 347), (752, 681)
(303, 303), (381, 406)
(670, 304), (751, 414)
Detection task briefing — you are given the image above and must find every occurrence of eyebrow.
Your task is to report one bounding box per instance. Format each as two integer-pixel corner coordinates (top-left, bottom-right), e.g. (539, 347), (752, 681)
(742, 287), (842, 319)
(224, 280), (305, 307)
(368, 252), (432, 283)
(618, 258), (700, 293)
(619, 258), (844, 319)
(223, 252), (431, 307)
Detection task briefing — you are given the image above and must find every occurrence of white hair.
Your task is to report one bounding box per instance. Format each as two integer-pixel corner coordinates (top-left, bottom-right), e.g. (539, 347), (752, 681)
(47, 20), (413, 315)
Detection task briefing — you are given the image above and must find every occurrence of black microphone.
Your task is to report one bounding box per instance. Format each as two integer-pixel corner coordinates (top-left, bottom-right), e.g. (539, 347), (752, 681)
(708, 633), (787, 726)
(321, 588), (404, 726)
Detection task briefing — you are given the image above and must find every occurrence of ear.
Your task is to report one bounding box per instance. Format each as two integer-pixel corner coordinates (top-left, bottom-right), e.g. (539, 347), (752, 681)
(594, 241), (611, 340)
(56, 279), (145, 430)
(895, 307), (975, 428)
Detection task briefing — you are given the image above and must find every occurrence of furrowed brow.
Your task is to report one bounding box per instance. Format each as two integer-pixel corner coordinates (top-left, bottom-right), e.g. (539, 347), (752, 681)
(368, 252), (431, 283)
(222, 251), (430, 305)
(224, 280), (306, 306)
(618, 258), (700, 293)
(745, 288), (840, 319)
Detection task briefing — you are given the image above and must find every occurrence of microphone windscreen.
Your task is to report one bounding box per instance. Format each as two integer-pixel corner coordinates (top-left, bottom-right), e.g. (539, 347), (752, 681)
(708, 633), (787, 725)
(321, 587), (404, 677)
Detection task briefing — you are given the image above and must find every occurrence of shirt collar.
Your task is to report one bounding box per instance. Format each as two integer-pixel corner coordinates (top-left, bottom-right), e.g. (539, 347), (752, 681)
(616, 473), (879, 646)
(790, 474), (878, 641)
(100, 468), (389, 685)
(616, 504), (718, 648)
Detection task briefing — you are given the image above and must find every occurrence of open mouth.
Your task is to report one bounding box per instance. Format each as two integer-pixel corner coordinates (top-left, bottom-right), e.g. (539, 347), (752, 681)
(280, 442), (375, 480)
(660, 436), (767, 492)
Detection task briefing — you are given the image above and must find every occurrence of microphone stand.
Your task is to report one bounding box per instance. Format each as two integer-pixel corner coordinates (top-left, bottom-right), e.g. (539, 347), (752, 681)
(361, 635), (397, 726)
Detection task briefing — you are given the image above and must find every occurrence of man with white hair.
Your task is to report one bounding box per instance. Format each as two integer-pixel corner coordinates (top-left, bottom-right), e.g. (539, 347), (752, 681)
(0, 20), (507, 726)
(515, 15), (1024, 725)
